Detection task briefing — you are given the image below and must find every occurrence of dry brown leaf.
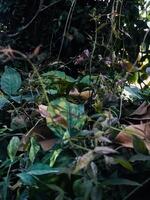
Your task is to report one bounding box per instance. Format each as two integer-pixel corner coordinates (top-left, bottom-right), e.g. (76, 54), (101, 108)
(130, 102), (149, 116)
(21, 134), (57, 151)
(39, 139), (57, 151)
(69, 88), (92, 100)
(9, 181), (22, 191)
(54, 114), (67, 128)
(115, 123), (150, 150)
(120, 60), (133, 72)
(38, 104), (67, 127)
(33, 45), (42, 55)
(127, 102), (150, 121)
(38, 104), (50, 118)
(73, 146), (117, 173)
(20, 120), (57, 151)
(80, 90), (92, 100)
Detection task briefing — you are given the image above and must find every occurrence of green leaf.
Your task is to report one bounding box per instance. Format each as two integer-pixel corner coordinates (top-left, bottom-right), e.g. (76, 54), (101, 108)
(27, 163), (62, 175)
(10, 115), (27, 130)
(130, 154), (150, 162)
(115, 158), (133, 172)
(79, 75), (96, 86)
(17, 173), (37, 186)
(123, 86), (142, 100)
(49, 149), (62, 167)
(83, 180), (93, 200)
(49, 98), (86, 131)
(1, 177), (9, 200)
(103, 178), (141, 186)
(17, 189), (29, 200)
(0, 96), (9, 109)
(73, 179), (84, 197)
(47, 184), (65, 200)
(43, 70), (75, 83)
(128, 72), (139, 84)
(7, 136), (20, 162)
(1, 66), (22, 96)
(11, 92), (38, 103)
(55, 194), (64, 200)
(91, 186), (102, 200)
(133, 136), (148, 155)
(29, 138), (40, 163)
(73, 179), (93, 199)
(17, 164), (63, 185)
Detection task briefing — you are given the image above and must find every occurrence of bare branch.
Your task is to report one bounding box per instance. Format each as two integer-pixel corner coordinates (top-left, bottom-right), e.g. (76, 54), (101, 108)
(8, 0), (62, 38)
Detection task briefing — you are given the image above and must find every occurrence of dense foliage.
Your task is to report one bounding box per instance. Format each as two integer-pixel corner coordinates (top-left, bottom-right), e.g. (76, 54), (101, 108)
(0, 0), (150, 199)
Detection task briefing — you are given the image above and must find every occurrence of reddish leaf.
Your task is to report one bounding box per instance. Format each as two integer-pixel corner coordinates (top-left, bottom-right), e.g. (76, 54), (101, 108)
(115, 123), (150, 150)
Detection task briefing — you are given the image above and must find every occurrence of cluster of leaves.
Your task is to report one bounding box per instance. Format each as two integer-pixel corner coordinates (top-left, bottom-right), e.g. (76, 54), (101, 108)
(0, 0), (150, 200)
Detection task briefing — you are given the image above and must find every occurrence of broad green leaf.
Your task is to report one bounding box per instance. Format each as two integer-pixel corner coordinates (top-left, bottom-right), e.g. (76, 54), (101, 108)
(29, 138), (40, 163)
(103, 178), (141, 186)
(67, 102), (86, 132)
(79, 75), (96, 86)
(43, 70), (75, 83)
(133, 136), (148, 155)
(115, 158), (133, 172)
(7, 136), (20, 162)
(17, 173), (36, 186)
(1, 66), (22, 96)
(48, 98), (86, 132)
(11, 92), (39, 103)
(79, 75), (91, 85)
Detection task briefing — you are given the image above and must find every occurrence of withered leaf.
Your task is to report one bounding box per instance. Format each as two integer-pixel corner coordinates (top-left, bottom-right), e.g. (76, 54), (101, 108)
(115, 123), (150, 150)
(127, 102), (150, 121)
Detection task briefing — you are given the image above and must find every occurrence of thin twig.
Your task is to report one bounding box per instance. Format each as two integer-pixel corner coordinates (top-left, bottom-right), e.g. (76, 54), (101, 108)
(123, 177), (150, 200)
(8, 0), (62, 38)
(8, 0), (44, 37)
(40, 0), (62, 12)
(57, 0), (77, 60)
